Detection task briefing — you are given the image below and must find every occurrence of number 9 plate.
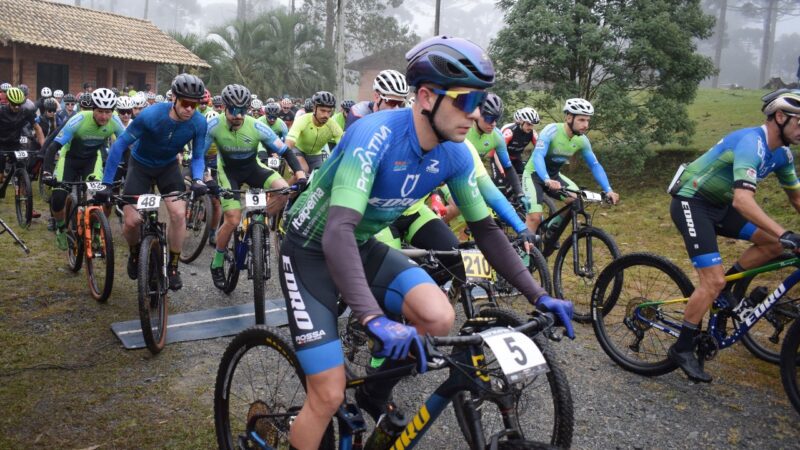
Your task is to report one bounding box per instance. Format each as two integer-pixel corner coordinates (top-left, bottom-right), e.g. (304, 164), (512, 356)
(137, 194), (161, 211)
(479, 327), (548, 383)
(244, 192), (267, 211)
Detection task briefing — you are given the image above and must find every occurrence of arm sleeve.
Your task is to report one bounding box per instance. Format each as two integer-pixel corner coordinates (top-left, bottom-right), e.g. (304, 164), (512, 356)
(280, 144), (302, 173)
(532, 136), (551, 181)
(580, 139), (611, 192)
(478, 173), (527, 233)
(190, 119), (208, 180)
(102, 122), (140, 184)
(322, 206), (384, 321)
(42, 140), (63, 174)
(279, 120), (289, 139)
(469, 216), (547, 302)
(504, 167), (524, 196)
(492, 129), (513, 168)
(446, 149), (490, 222)
(776, 149), (800, 191)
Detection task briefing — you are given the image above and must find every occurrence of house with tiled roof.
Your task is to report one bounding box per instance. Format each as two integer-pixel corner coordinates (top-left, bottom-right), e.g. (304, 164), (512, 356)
(0, 0), (209, 99)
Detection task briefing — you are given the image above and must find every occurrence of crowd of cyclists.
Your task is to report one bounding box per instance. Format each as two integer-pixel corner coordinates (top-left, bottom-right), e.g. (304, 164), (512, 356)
(1, 33), (800, 449)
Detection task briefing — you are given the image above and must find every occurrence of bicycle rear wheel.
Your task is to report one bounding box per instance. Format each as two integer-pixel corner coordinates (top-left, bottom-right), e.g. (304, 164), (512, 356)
(553, 226), (620, 323)
(86, 208), (115, 302)
(732, 255), (800, 364)
(14, 168), (32, 228)
(591, 253), (693, 376)
(452, 308), (573, 449)
(214, 326), (335, 450)
(65, 195), (83, 272)
(493, 245), (552, 309)
(138, 234), (168, 354)
(251, 223), (267, 325)
(180, 193), (212, 263)
(780, 318), (800, 416)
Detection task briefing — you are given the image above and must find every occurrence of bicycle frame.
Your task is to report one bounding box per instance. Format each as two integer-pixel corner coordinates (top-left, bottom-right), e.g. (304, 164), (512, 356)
(539, 189), (602, 273)
(0, 217), (29, 253)
(65, 183), (106, 259)
(633, 256), (800, 349)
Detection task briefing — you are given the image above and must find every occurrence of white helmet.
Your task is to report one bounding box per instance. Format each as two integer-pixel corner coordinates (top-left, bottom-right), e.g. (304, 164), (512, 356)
(91, 88), (117, 109)
(514, 107), (540, 125)
(762, 89), (800, 116)
(205, 110), (219, 121)
(165, 90), (173, 100)
(53, 89), (64, 99)
(155, 95), (165, 103)
(251, 94), (258, 99)
(563, 98), (594, 116)
(133, 94), (148, 108)
(250, 98), (263, 110)
(373, 69), (409, 98)
(40, 87), (52, 97)
(0, 83), (11, 91)
(116, 96), (134, 110)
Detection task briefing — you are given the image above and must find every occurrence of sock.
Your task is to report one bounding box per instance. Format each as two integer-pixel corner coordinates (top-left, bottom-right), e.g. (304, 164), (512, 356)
(211, 249), (225, 269)
(722, 262), (745, 292)
(674, 321), (699, 353)
(169, 251), (180, 268)
(56, 219), (65, 231)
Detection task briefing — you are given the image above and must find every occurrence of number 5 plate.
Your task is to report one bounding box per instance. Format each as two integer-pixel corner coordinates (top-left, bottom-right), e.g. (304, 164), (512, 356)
(244, 192), (267, 211)
(479, 327), (548, 383)
(137, 194), (161, 211)
(461, 249), (495, 281)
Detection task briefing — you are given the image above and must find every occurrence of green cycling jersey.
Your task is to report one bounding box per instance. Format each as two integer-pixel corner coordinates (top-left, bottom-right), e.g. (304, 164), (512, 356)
(286, 112), (343, 155)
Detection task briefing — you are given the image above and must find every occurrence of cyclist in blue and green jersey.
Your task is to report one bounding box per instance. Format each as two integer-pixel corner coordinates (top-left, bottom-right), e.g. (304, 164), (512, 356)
(667, 89), (800, 383)
(285, 91), (343, 176)
(523, 98), (619, 234)
(278, 36), (574, 450)
(42, 88), (124, 250)
(258, 102), (289, 141)
(332, 99), (354, 130)
(204, 84), (306, 290)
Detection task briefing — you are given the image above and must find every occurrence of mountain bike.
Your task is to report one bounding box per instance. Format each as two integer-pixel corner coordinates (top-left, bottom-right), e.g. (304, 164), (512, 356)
(60, 180), (116, 302)
(0, 216), (30, 254)
(219, 185), (297, 325)
(590, 247), (800, 377)
(779, 313), (800, 416)
(537, 187), (620, 323)
(118, 190), (192, 354)
(179, 178), (212, 263)
(214, 308), (573, 449)
(0, 149), (34, 228)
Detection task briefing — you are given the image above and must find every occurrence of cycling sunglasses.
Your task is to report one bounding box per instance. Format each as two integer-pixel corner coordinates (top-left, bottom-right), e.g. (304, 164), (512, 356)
(430, 88), (487, 113)
(118, 109), (133, 115)
(178, 99), (199, 109)
(227, 106), (247, 116)
(266, 115), (278, 121)
(482, 113), (500, 124)
(378, 95), (405, 108)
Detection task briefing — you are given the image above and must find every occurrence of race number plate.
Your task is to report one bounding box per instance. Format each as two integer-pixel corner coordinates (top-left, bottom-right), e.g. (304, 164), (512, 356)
(136, 194), (161, 211)
(86, 181), (104, 192)
(461, 249), (495, 281)
(244, 192), (267, 211)
(479, 327), (548, 383)
(582, 190), (603, 203)
(14, 151), (28, 159)
(266, 157), (281, 169)
(19, 136), (28, 145)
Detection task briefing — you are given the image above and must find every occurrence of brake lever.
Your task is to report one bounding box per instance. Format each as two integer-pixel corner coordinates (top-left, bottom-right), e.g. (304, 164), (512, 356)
(545, 327), (563, 342)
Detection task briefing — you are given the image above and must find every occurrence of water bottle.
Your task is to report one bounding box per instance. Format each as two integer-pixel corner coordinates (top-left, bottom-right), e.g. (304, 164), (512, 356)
(364, 408), (408, 450)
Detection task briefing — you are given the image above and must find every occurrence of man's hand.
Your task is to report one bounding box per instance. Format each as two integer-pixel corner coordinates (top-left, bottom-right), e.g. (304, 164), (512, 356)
(517, 228), (538, 254)
(605, 191), (620, 205)
(545, 179), (562, 190)
(780, 231), (800, 251)
(41, 171), (57, 187)
(365, 316), (427, 373)
(205, 179), (219, 195)
(516, 194), (531, 211)
(93, 183), (113, 203)
(190, 179), (208, 196)
(535, 295), (575, 339)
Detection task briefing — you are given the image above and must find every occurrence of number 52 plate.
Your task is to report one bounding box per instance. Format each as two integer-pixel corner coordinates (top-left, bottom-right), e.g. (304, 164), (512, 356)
(479, 327), (548, 383)
(461, 249), (495, 281)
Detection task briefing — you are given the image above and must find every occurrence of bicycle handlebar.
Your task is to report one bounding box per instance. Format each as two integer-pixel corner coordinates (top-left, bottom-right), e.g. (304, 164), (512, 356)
(217, 184), (300, 199)
(428, 312), (555, 348)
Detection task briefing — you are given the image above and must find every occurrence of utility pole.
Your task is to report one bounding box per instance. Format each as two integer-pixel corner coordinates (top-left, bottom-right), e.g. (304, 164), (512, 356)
(143, 0), (149, 20)
(75, 0), (81, 6)
(434, 0), (441, 35)
(336, 0), (347, 102)
(711, 0), (727, 89)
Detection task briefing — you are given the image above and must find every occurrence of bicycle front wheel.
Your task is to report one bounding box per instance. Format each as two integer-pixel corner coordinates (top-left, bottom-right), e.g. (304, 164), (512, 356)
(65, 195), (83, 272)
(780, 318), (800, 417)
(251, 223), (267, 325)
(452, 308), (573, 449)
(553, 226), (620, 323)
(86, 208), (115, 302)
(493, 245), (553, 310)
(14, 168), (33, 228)
(214, 326), (335, 450)
(138, 234), (168, 354)
(180, 193), (212, 263)
(591, 253), (693, 375)
(223, 228), (241, 294)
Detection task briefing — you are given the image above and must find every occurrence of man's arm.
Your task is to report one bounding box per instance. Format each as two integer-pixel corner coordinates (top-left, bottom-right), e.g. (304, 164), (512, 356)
(732, 188), (785, 238)
(33, 123), (44, 148)
(788, 188), (800, 215)
(189, 119), (208, 181)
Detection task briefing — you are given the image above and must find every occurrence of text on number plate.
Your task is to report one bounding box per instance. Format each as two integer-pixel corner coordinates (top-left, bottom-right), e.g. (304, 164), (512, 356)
(479, 327), (548, 383)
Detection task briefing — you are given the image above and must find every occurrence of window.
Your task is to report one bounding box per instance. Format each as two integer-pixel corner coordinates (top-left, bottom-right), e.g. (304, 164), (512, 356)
(37, 62), (69, 95)
(0, 59), (12, 84)
(127, 71), (146, 91)
(96, 67), (108, 89)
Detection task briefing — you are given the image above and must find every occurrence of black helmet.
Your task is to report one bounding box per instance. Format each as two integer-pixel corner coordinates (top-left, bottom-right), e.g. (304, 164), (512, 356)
(303, 98), (313, 111)
(312, 91), (335, 108)
(341, 99), (356, 111)
(79, 92), (93, 109)
(220, 84), (251, 108)
(43, 97), (58, 112)
(170, 73), (206, 101)
(265, 102), (281, 116)
(481, 92), (503, 120)
(63, 93), (77, 103)
(212, 95), (224, 106)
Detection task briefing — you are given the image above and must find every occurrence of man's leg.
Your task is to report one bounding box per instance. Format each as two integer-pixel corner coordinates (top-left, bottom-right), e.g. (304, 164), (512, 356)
(164, 196), (187, 290)
(210, 207), (241, 290)
(289, 367), (346, 450)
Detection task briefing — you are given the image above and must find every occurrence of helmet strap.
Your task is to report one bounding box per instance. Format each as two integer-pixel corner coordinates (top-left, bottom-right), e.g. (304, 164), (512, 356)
(776, 113), (792, 147)
(421, 95), (448, 143)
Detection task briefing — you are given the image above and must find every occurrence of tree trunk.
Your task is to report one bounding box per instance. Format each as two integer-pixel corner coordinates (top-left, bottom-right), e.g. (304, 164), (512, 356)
(758, 0), (779, 87)
(711, 0), (728, 88)
(325, 0), (336, 50)
(336, 0), (347, 101)
(238, 0), (248, 21)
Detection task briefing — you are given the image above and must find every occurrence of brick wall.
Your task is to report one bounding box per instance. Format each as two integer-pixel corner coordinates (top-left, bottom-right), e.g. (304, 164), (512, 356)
(0, 43), (157, 100)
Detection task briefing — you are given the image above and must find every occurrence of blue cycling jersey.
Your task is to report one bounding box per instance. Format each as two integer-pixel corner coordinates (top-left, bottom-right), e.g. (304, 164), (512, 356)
(103, 103), (207, 183)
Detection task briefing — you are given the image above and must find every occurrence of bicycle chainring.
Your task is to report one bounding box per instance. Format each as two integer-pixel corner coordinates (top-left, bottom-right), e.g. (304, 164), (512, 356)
(695, 332), (718, 361)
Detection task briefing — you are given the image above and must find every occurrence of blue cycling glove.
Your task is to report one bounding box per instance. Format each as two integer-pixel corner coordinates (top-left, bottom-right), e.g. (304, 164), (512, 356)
(536, 295), (575, 339)
(365, 316), (427, 373)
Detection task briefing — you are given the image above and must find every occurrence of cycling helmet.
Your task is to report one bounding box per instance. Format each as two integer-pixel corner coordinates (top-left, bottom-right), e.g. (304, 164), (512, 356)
(53, 89), (64, 99)
(116, 96), (134, 110)
(212, 95), (223, 106)
(514, 107), (540, 125)
(341, 99), (356, 111)
(0, 82), (11, 91)
(563, 98), (594, 116)
(171, 73), (205, 100)
(165, 90), (173, 100)
(62, 93), (77, 103)
(19, 84), (29, 96)
(221, 84), (251, 108)
(312, 91), (335, 107)
(91, 88), (117, 109)
(204, 109), (219, 120)
(266, 97), (275, 103)
(265, 102), (281, 116)
(43, 97), (58, 112)
(146, 91), (156, 100)
(154, 95), (164, 103)
(280, 98), (293, 108)
(303, 98), (313, 110)
(40, 87), (52, 98)
(79, 92), (93, 109)
(373, 69), (409, 97)
(5, 87), (25, 105)
(405, 36), (494, 89)
(762, 89), (800, 116)
(481, 92), (503, 119)
(203, 89), (211, 104)
(133, 94), (148, 108)
(111, 87), (120, 96)
(250, 98), (263, 110)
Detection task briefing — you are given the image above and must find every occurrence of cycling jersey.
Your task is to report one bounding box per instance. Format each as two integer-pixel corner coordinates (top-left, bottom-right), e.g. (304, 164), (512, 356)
(526, 122), (612, 192)
(675, 125), (799, 205)
(203, 115), (287, 167)
(278, 107), (296, 127)
(0, 104), (37, 149)
(345, 101), (375, 129)
(286, 112), (343, 156)
(332, 111), (346, 130)
(257, 115), (289, 140)
(102, 102), (207, 184)
(53, 111), (124, 160)
(466, 125), (513, 169)
(56, 109), (76, 128)
(502, 123), (538, 160)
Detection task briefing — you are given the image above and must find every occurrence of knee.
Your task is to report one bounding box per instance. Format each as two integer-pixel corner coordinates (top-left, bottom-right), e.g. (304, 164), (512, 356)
(224, 210), (241, 225)
(306, 382), (345, 417)
(699, 273), (726, 295)
(123, 209), (141, 230)
(417, 293), (455, 336)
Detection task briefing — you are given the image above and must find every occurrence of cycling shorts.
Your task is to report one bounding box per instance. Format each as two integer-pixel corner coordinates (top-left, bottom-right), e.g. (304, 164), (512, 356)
(670, 195), (756, 269)
(123, 157), (185, 196)
(292, 148), (325, 172)
(217, 160), (281, 212)
(523, 172), (578, 214)
(278, 231), (435, 375)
